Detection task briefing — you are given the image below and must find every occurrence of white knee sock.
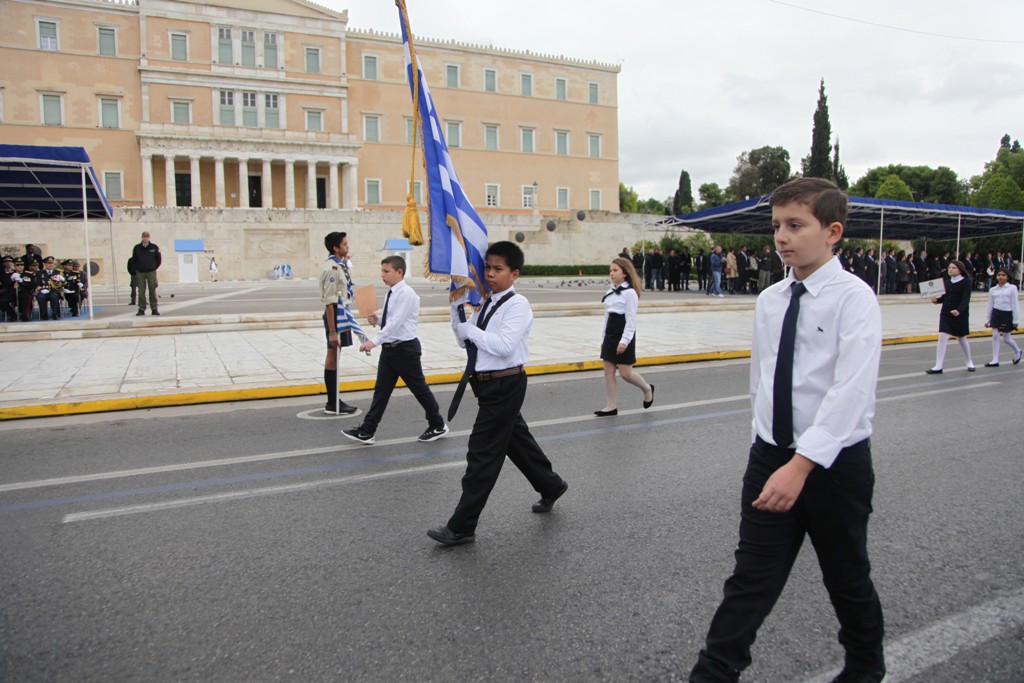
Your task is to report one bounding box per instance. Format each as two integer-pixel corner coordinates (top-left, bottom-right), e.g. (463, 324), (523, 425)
(933, 335), (948, 370)
(957, 336), (975, 368)
(992, 333), (1002, 363)
(1004, 332), (1021, 354)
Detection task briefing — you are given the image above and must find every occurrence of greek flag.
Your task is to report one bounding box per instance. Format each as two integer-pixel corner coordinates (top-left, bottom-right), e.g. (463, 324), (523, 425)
(397, 3), (489, 306)
(329, 255), (367, 340)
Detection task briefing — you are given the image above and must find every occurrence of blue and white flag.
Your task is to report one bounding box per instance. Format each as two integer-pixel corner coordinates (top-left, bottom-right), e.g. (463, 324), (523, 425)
(397, 2), (489, 306)
(328, 255), (367, 340)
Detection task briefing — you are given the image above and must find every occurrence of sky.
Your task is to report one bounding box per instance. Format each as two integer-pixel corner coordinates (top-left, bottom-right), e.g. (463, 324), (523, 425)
(324, 0), (1024, 203)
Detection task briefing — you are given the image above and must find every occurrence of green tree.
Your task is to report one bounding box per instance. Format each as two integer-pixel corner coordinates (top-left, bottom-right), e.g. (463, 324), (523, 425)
(803, 79), (834, 179)
(728, 145), (792, 200)
(849, 165), (965, 204)
(972, 173), (1024, 210)
(874, 174), (914, 201)
(698, 182), (730, 209)
(619, 182), (638, 213)
(672, 169), (694, 215)
(636, 197), (668, 214)
(831, 140), (849, 190)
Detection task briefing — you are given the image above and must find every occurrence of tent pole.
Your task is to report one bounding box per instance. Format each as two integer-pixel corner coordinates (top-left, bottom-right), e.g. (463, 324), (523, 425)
(1019, 220), (1023, 284)
(955, 213), (961, 259)
(877, 207), (884, 295)
(109, 219), (119, 305)
(82, 166), (94, 321)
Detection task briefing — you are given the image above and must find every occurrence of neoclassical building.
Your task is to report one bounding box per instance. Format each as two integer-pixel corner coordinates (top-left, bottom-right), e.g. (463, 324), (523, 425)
(0, 0), (621, 215)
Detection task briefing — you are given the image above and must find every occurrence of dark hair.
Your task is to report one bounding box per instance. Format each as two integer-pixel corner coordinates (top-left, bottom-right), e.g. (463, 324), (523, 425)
(381, 255), (406, 273)
(949, 259), (972, 282)
(486, 241), (524, 272)
(611, 257), (644, 297)
(769, 177), (847, 227)
(324, 231), (347, 253)
(995, 268), (1010, 279)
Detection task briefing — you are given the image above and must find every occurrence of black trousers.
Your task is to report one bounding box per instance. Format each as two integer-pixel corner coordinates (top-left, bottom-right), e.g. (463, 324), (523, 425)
(36, 290), (61, 319)
(0, 290), (16, 321)
(447, 372), (563, 534)
(65, 292), (80, 317)
(361, 339), (442, 433)
(691, 438), (884, 682)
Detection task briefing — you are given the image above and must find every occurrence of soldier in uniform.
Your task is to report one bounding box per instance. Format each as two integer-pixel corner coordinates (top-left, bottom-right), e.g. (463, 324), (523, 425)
(36, 256), (64, 320)
(62, 259), (84, 317)
(0, 256), (17, 322)
(18, 259), (38, 321)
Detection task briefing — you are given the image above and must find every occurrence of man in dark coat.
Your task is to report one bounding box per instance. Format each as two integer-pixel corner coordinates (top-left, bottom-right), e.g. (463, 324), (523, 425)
(132, 231), (162, 316)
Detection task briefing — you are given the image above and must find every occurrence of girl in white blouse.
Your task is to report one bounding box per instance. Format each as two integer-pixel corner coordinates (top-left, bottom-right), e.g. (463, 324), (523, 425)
(595, 257), (655, 416)
(983, 268), (1022, 367)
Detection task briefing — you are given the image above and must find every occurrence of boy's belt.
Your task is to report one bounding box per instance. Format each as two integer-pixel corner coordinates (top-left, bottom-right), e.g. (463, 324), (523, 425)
(475, 365), (524, 381)
(382, 339), (414, 348)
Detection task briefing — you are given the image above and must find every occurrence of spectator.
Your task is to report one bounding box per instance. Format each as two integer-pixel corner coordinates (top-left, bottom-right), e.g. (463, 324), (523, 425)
(132, 231), (162, 316)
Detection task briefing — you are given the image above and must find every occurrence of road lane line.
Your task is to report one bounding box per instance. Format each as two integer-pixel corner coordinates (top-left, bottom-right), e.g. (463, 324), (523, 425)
(802, 587), (1024, 683)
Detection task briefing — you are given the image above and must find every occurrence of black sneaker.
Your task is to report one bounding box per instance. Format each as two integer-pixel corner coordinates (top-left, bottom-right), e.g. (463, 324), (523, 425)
(324, 402), (357, 415)
(829, 670), (886, 683)
(341, 427), (375, 445)
(418, 424), (449, 442)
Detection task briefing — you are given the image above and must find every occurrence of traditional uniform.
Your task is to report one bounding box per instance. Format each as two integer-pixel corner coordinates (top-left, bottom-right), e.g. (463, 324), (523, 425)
(62, 260), (84, 317)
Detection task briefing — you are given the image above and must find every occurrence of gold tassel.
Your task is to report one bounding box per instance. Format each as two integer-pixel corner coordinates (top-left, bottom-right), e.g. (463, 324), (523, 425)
(403, 194), (424, 245)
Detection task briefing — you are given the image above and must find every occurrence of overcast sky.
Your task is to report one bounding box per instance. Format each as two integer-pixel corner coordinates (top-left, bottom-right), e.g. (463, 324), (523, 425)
(327, 0), (1024, 203)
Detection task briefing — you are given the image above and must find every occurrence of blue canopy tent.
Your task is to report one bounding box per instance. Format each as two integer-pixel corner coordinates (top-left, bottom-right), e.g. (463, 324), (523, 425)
(0, 144), (115, 319)
(649, 194), (1024, 292)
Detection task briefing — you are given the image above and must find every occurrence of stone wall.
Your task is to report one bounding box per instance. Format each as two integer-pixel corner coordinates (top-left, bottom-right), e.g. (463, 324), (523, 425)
(0, 208), (664, 284)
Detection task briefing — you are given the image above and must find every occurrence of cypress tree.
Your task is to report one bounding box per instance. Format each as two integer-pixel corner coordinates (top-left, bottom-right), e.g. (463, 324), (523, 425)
(805, 79), (833, 179)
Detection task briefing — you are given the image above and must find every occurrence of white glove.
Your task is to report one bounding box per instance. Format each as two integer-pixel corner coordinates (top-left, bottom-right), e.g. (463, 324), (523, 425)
(40, 289), (49, 294)
(455, 321), (475, 341)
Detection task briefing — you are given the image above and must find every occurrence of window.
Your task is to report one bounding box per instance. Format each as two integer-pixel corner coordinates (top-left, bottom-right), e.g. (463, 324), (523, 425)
(241, 30), (255, 67)
(588, 134), (601, 158)
(588, 81), (599, 104)
(41, 94), (62, 126)
(484, 124), (498, 151)
(104, 172), (123, 201)
(171, 100), (191, 124)
(556, 130), (569, 156)
(484, 68), (497, 93)
(363, 54), (377, 80)
(99, 98), (120, 128)
(265, 93), (279, 128)
(242, 91), (257, 126)
(98, 27), (116, 56)
(555, 77), (567, 101)
(219, 90), (234, 126)
(264, 32), (278, 69)
(365, 179), (381, 205)
(446, 64), (460, 88)
(520, 73), (532, 96)
(590, 189), (601, 210)
(407, 180), (422, 205)
(405, 117), (415, 144)
(446, 121), (461, 148)
(38, 20), (58, 51)
(522, 185), (536, 209)
(218, 27), (232, 64)
(520, 128), (534, 153)
(171, 32), (188, 61)
(364, 114), (380, 142)
(305, 47), (320, 74)
(557, 187), (569, 210)
(485, 184), (499, 208)
(306, 109), (322, 131)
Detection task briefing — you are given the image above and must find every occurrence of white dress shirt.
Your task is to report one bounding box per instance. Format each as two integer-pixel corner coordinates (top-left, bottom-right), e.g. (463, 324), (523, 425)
(750, 256), (881, 468)
(451, 287), (532, 371)
(602, 284), (639, 346)
(986, 283), (1020, 324)
(371, 279), (419, 346)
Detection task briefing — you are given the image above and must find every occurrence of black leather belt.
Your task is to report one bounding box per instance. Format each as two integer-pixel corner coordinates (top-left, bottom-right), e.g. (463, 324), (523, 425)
(382, 339), (413, 348)
(475, 365), (524, 381)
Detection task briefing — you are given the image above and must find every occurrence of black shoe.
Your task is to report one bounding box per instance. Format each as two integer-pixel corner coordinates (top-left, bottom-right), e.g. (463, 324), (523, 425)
(418, 424), (449, 442)
(643, 384), (655, 409)
(129, 301), (136, 306)
(1015, 350), (1022, 365)
(324, 401), (357, 415)
(985, 361), (999, 367)
(829, 670), (886, 683)
(427, 526), (475, 546)
(152, 311), (160, 316)
(594, 409), (618, 417)
(967, 366), (976, 372)
(136, 310), (145, 316)
(341, 427), (375, 445)
(532, 480), (568, 513)
(925, 368), (942, 374)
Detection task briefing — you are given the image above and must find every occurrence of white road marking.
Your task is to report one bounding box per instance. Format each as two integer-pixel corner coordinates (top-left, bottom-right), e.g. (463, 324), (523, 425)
(877, 381), (997, 402)
(802, 587), (1024, 683)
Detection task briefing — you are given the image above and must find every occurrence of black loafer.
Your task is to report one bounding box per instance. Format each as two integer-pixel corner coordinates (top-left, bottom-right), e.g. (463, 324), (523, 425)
(985, 361), (999, 368)
(643, 384), (655, 409)
(967, 366), (976, 372)
(427, 526), (475, 546)
(925, 368), (942, 374)
(594, 409), (617, 417)
(532, 480), (568, 513)
(1015, 351), (1022, 365)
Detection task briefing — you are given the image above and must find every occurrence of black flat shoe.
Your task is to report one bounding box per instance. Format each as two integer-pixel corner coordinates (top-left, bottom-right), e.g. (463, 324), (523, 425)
(985, 361), (999, 367)
(925, 368), (942, 374)
(643, 384), (655, 409)
(532, 481), (569, 513)
(1015, 351), (1022, 365)
(427, 526), (475, 546)
(967, 366), (976, 372)
(594, 409), (618, 417)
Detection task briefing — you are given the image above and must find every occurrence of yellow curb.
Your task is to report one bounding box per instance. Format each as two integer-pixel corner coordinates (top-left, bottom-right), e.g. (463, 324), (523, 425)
(0, 331), (1017, 421)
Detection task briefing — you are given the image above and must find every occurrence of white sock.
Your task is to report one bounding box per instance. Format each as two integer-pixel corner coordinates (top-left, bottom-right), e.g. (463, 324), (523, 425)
(933, 335), (948, 370)
(958, 336), (975, 368)
(992, 333), (1002, 363)
(1005, 333), (1021, 355)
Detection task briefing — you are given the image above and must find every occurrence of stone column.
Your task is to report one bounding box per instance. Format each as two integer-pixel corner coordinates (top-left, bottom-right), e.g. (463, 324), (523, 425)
(285, 159), (295, 210)
(238, 158), (250, 208)
(164, 155), (176, 207)
(141, 153), (154, 206)
(214, 155), (226, 208)
(343, 161), (359, 210)
(190, 156), (201, 207)
(261, 159), (272, 208)
(306, 161), (317, 209)
(328, 162), (339, 209)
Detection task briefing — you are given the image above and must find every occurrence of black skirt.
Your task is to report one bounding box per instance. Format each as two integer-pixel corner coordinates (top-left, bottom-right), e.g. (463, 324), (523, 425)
(601, 312), (637, 365)
(990, 308), (1017, 333)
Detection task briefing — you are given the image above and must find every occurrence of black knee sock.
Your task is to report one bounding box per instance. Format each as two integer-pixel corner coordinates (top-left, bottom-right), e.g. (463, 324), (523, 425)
(324, 368), (337, 407)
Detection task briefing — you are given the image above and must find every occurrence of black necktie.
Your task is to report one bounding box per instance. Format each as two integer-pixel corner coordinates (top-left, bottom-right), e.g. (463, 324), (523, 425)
(465, 297), (493, 374)
(772, 281), (807, 449)
(380, 289), (392, 329)
(602, 285), (626, 302)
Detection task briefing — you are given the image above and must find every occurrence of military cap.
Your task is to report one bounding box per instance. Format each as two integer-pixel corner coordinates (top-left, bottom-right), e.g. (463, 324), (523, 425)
(71, 260), (80, 267)
(1, 255), (13, 262)
(61, 259), (72, 266)
(14, 257), (24, 265)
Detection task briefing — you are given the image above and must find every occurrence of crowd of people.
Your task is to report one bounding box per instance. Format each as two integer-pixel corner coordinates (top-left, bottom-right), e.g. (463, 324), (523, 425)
(834, 246), (1022, 294)
(0, 244), (89, 322)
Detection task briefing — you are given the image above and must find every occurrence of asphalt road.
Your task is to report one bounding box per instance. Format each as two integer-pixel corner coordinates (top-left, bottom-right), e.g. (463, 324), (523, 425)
(1, 341), (1022, 682)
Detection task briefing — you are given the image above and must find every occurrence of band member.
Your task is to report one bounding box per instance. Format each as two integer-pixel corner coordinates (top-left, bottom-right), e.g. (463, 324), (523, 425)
(35, 256), (64, 320)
